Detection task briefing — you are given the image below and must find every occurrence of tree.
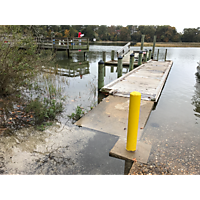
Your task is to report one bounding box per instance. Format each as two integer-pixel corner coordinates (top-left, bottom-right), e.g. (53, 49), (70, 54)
(108, 26), (117, 41)
(0, 25), (65, 130)
(137, 25), (156, 42)
(119, 27), (131, 41)
(97, 25), (108, 41)
(64, 29), (70, 37)
(81, 26), (95, 41)
(182, 28), (199, 42)
(69, 26), (77, 37)
(0, 25), (53, 96)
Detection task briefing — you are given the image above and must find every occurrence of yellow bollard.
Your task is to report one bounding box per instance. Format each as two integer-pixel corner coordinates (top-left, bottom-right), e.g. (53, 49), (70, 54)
(126, 91), (141, 151)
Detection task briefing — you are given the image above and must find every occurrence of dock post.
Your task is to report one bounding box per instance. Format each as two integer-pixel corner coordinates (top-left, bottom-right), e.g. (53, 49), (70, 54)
(103, 51), (106, 62)
(111, 66), (114, 73)
(140, 35), (145, 51)
(87, 38), (89, 50)
(152, 35), (156, 59)
(67, 49), (70, 58)
(144, 49), (148, 62)
(138, 51), (143, 66)
(126, 91), (141, 151)
(111, 50), (115, 61)
(129, 53), (135, 71)
(103, 51), (106, 77)
(84, 52), (87, 61)
(103, 51), (106, 76)
(148, 49), (152, 61)
(165, 49), (168, 61)
(117, 56), (123, 78)
(98, 60), (105, 90)
(157, 49), (159, 61)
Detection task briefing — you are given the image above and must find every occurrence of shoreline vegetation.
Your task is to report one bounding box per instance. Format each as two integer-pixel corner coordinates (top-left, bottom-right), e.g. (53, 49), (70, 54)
(90, 41), (200, 47)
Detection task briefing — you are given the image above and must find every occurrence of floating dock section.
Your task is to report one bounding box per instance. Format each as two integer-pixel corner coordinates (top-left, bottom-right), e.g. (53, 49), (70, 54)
(75, 59), (173, 164)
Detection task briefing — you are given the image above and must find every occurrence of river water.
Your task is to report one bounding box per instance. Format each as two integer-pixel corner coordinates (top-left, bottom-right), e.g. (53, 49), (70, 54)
(1, 45), (200, 174)
(47, 45), (200, 174)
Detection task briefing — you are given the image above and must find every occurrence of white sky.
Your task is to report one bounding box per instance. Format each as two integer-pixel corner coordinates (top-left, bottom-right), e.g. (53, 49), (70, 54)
(170, 25), (200, 33)
(108, 25), (200, 33)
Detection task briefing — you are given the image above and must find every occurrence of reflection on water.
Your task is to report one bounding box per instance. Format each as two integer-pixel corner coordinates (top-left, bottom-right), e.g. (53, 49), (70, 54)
(25, 46), (200, 174)
(192, 72), (200, 118)
(48, 47), (131, 123)
(140, 47), (200, 174)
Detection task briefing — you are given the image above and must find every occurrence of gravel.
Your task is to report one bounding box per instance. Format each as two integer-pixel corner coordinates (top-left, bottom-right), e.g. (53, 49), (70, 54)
(129, 162), (175, 175)
(129, 122), (200, 175)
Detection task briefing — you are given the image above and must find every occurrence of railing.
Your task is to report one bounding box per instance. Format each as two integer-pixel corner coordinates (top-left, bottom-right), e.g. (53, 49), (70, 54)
(1, 36), (89, 51)
(37, 37), (89, 50)
(117, 42), (131, 57)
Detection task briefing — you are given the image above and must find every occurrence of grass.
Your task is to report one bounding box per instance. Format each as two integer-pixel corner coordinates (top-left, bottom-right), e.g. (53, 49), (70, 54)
(135, 42), (200, 47)
(68, 106), (85, 122)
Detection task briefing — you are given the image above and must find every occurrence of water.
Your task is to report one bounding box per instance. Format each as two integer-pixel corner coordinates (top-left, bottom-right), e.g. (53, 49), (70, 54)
(141, 47), (200, 174)
(1, 45), (200, 174)
(53, 45), (129, 121)
(54, 46), (200, 174)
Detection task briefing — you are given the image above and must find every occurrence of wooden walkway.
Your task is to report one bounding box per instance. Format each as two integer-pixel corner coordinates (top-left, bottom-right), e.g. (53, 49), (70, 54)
(105, 51), (138, 66)
(102, 60), (173, 102)
(105, 43), (145, 67)
(1, 36), (89, 52)
(76, 59), (173, 163)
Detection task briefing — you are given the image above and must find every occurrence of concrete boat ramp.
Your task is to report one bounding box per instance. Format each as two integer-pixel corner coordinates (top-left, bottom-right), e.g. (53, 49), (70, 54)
(75, 60), (173, 164)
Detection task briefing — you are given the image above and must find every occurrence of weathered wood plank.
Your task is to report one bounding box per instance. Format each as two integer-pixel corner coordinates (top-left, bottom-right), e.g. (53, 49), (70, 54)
(101, 60), (173, 102)
(117, 42), (131, 57)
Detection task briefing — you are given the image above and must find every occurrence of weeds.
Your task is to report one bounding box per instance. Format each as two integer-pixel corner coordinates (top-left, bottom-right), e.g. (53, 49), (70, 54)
(68, 106), (85, 122)
(25, 79), (65, 129)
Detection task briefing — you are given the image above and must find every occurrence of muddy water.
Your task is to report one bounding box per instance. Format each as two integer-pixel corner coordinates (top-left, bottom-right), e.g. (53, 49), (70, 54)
(1, 46), (200, 175)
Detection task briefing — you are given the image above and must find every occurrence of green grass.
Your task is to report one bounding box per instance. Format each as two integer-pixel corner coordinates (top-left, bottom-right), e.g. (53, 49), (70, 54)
(68, 106), (85, 122)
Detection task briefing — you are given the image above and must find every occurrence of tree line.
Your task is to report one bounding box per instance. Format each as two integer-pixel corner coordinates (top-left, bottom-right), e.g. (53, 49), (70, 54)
(2, 25), (200, 42)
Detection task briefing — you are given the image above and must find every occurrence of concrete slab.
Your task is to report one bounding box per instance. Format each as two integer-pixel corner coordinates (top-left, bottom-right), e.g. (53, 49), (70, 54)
(109, 138), (152, 164)
(0, 124), (126, 175)
(75, 96), (154, 140)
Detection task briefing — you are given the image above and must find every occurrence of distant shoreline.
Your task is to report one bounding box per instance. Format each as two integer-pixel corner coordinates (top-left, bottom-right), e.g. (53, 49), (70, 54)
(90, 41), (200, 47)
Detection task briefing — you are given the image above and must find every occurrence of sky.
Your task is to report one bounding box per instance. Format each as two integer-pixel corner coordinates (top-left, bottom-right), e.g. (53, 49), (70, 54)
(108, 25), (200, 33)
(170, 25), (200, 33)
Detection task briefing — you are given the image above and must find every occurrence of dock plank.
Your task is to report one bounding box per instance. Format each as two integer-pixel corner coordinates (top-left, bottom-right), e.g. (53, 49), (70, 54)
(102, 60), (173, 102)
(75, 96), (154, 139)
(76, 60), (173, 163)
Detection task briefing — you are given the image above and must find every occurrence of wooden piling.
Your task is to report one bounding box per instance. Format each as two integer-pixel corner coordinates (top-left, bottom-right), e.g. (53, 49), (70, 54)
(103, 51), (106, 62)
(129, 53), (135, 71)
(111, 66), (114, 73)
(103, 51), (106, 77)
(117, 56), (123, 78)
(140, 35), (145, 51)
(152, 35), (156, 59)
(144, 49), (148, 62)
(87, 38), (89, 49)
(84, 52), (87, 60)
(138, 51), (143, 66)
(67, 49), (70, 58)
(157, 49), (159, 61)
(111, 50), (115, 61)
(165, 49), (168, 61)
(148, 49), (152, 60)
(98, 60), (105, 90)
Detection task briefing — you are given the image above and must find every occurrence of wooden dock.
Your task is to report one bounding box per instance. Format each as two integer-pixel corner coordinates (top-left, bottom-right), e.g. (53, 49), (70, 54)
(75, 59), (173, 164)
(102, 60), (173, 102)
(105, 48), (147, 67)
(1, 36), (89, 57)
(105, 51), (138, 67)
